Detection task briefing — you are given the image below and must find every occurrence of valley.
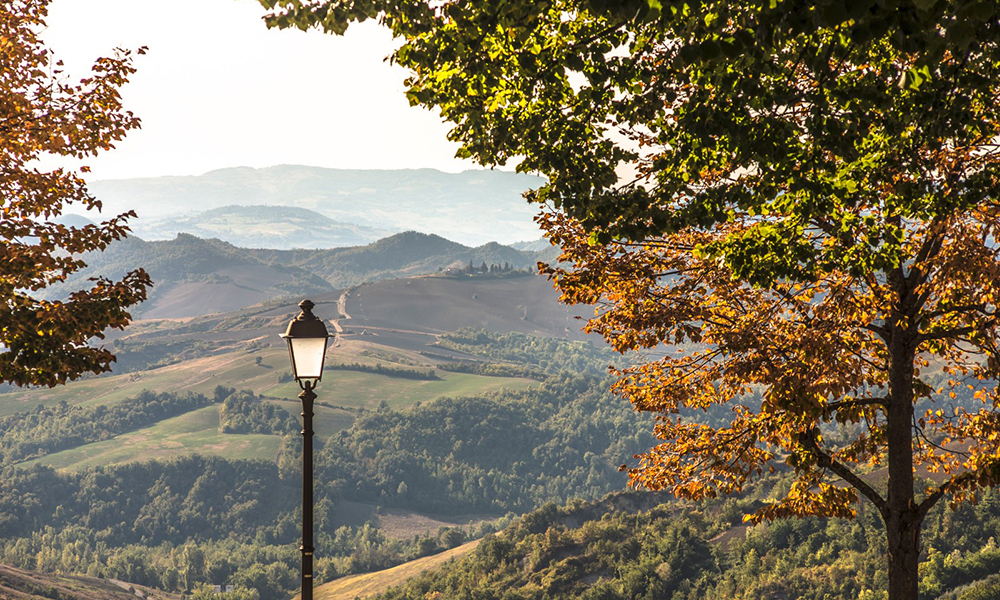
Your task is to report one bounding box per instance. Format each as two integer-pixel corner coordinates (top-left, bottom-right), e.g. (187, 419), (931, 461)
(0, 236), (648, 598)
(4, 232), (998, 600)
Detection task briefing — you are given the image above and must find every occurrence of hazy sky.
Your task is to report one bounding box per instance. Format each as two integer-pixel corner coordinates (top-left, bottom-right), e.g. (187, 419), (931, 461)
(41, 0), (473, 180)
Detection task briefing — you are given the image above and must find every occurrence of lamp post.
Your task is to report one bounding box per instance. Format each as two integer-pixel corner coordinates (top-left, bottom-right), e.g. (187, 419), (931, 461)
(281, 299), (330, 600)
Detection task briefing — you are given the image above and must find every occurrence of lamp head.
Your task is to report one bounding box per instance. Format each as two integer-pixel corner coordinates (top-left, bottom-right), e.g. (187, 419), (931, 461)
(281, 299), (331, 386)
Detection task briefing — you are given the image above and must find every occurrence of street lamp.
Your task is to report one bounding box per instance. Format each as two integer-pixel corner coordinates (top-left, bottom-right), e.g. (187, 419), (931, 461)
(281, 299), (330, 600)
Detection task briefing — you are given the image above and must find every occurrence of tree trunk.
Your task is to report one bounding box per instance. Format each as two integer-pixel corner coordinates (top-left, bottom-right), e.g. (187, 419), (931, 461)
(886, 510), (921, 600)
(885, 308), (920, 600)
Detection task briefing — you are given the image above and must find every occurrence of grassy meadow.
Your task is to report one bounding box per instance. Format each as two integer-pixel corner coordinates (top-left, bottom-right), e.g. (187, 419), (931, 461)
(304, 539), (481, 600)
(1, 332), (537, 472)
(0, 341), (535, 415)
(0, 346), (293, 416)
(21, 405), (282, 471)
(267, 370), (535, 412)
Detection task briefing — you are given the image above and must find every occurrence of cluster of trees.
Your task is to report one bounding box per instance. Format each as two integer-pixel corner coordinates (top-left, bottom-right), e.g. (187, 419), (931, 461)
(1, 525), (301, 598)
(323, 362), (440, 381)
(359, 483), (1000, 600)
(449, 260), (532, 278)
(316, 372), (655, 513)
(0, 457), (297, 545)
(0, 391), (212, 465)
(436, 361), (545, 380)
(218, 389), (300, 436)
(438, 329), (613, 377)
(0, 459), (507, 598)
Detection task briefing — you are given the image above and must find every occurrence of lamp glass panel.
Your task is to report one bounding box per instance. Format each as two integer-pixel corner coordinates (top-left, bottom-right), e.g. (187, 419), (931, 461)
(289, 337), (327, 380)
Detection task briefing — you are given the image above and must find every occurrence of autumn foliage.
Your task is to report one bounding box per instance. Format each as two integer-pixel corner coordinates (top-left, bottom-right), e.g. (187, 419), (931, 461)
(0, 0), (150, 387)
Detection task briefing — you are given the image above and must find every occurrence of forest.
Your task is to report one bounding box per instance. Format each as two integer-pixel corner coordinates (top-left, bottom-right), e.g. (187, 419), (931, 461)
(0, 391), (213, 466)
(4, 329), (995, 599)
(0, 333), (653, 598)
(363, 484), (1000, 600)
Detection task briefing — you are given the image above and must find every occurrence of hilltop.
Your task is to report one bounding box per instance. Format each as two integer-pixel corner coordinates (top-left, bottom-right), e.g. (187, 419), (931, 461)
(42, 231), (558, 319)
(146, 205), (393, 249)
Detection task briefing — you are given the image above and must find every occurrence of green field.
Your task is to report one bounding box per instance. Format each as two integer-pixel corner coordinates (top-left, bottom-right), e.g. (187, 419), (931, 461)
(2, 339), (535, 471)
(23, 405), (283, 471)
(270, 400), (357, 441)
(0, 347), (294, 416)
(0, 345), (536, 416)
(268, 370), (536, 411)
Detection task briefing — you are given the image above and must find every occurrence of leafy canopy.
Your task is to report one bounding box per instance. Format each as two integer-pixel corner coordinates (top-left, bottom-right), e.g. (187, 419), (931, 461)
(1, 0), (151, 387)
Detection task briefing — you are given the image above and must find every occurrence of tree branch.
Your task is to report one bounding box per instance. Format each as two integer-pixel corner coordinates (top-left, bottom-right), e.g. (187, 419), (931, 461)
(824, 396), (886, 416)
(865, 323), (889, 342)
(919, 326), (978, 343)
(922, 304), (989, 321)
(916, 471), (974, 521)
(800, 431), (887, 516)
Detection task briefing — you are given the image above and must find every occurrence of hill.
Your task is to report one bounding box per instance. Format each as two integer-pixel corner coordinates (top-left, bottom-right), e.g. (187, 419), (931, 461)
(43, 231), (555, 319)
(245, 232), (551, 289)
(86, 165), (546, 246)
(1, 273), (596, 464)
(341, 484), (1000, 600)
(0, 324), (649, 600)
(342, 274), (588, 341)
(0, 272), (642, 600)
(304, 540), (481, 600)
(144, 205), (393, 250)
(0, 562), (178, 600)
(40, 233), (334, 319)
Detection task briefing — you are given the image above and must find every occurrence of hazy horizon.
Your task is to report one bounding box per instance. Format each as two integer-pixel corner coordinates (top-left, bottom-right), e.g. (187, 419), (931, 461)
(40, 0), (474, 181)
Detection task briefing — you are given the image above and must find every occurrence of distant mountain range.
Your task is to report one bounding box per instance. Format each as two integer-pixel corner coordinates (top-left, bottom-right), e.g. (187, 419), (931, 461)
(137, 205), (394, 249)
(45, 231), (559, 319)
(82, 165), (546, 248)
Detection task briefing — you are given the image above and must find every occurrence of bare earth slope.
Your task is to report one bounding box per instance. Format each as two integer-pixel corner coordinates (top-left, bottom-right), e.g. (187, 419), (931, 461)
(301, 540), (481, 600)
(343, 274), (589, 341)
(0, 564), (179, 600)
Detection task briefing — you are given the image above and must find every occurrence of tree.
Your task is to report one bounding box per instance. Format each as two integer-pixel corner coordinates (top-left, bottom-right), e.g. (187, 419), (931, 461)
(1, 0), (150, 387)
(258, 0), (1000, 597)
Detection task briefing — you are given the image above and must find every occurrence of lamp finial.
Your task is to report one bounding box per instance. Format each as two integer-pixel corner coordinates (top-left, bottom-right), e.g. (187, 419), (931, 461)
(298, 299), (317, 320)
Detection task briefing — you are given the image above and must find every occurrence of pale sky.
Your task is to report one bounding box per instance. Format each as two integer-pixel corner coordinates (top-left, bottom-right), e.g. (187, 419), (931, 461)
(41, 0), (473, 180)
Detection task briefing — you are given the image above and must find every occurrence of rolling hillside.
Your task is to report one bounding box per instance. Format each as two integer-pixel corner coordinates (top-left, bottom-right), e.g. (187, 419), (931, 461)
(144, 205), (393, 249)
(41, 233), (336, 319)
(342, 273), (588, 340)
(1, 272), (594, 468)
(304, 540), (481, 600)
(0, 270), (646, 600)
(0, 563), (178, 600)
(42, 231), (557, 319)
